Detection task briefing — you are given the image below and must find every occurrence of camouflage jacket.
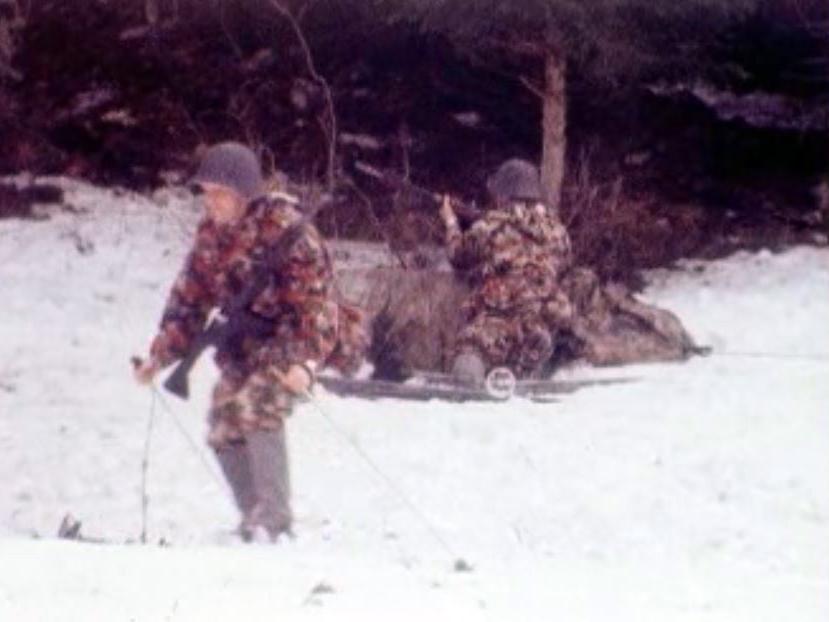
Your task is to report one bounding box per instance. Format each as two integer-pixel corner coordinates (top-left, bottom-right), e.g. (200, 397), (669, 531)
(445, 201), (573, 316)
(150, 195), (363, 384)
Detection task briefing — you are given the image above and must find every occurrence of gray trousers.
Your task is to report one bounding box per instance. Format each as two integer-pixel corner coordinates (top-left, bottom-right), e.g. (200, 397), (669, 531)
(213, 422), (292, 539)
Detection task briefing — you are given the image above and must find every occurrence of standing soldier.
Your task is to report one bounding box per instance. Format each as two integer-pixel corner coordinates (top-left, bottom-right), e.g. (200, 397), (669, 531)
(134, 142), (363, 542)
(441, 158), (576, 384)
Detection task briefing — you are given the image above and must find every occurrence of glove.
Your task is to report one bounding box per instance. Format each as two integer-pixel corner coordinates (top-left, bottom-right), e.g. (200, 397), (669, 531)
(279, 363), (314, 396)
(132, 356), (159, 386)
(439, 195), (459, 228)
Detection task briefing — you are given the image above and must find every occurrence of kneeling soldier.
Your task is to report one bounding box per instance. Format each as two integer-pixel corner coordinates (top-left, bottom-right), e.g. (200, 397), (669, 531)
(441, 159), (575, 384)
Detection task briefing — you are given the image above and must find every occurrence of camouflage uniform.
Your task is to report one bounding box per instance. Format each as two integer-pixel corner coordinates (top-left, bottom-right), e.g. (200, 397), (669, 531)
(445, 201), (574, 378)
(150, 194), (364, 448)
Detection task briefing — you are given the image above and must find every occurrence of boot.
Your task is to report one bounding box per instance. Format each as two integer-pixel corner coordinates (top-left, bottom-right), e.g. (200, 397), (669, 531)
(517, 326), (553, 378)
(451, 349), (486, 386)
(213, 440), (257, 540)
(246, 424), (293, 541)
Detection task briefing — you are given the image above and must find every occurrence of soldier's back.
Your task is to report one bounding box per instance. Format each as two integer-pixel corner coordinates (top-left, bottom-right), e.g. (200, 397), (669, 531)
(475, 202), (570, 279)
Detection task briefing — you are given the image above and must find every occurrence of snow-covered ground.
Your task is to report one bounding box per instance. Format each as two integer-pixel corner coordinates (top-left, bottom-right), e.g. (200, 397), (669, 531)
(1, 179), (827, 621)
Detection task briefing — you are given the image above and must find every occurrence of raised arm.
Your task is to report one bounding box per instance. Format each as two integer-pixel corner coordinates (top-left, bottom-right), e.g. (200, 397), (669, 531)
(441, 195), (490, 271)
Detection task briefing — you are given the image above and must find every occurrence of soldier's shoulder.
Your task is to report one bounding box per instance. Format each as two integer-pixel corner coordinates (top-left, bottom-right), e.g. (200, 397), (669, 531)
(470, 209), (506, 231)
(523, 202), (564, 228)
(265, 190), (303, 208)
(249, 192), (305, 226)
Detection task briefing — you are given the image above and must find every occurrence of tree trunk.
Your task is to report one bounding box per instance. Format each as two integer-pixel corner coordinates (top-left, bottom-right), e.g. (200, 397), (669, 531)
(540, 51), (566, 211)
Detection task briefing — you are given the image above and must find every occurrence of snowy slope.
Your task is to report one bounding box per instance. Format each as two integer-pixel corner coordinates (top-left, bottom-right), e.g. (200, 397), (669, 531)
(1, 179), (827, 621)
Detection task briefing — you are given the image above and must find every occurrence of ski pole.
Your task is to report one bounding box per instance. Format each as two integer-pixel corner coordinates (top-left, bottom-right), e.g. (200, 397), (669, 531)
(297, 383), (473, 573)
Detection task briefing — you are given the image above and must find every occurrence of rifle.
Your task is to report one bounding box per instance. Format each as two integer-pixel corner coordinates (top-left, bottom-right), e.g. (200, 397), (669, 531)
(161, 296), (274, 400)
(353, 161), (482, 224)
(160, 201), (326, 400)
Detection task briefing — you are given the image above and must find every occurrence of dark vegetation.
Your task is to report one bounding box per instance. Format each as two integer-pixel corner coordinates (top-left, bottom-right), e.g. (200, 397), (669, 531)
(1, 0), (827, 283)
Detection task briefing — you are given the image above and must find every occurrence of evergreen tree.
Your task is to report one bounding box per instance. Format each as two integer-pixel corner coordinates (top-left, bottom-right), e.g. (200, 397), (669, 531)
(372, 0), (758, 208)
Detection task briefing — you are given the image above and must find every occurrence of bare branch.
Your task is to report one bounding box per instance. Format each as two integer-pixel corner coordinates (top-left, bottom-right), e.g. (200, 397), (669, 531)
(399, 123), (412, 181)
(268, 0), (338, 191)
(296, 0), (320, 24)
(519, 76), (545, 100)
(0, 0), (24, 82)
(144, 0), (159, 26)
(218, 0), (243, 59)
(343, 177), (407, 268)
(489, 36), (546, 58)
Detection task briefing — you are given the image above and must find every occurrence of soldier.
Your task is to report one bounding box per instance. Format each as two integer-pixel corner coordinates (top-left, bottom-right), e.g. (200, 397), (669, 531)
(441, 158), (575, 383)
(134, 142), (364, 542)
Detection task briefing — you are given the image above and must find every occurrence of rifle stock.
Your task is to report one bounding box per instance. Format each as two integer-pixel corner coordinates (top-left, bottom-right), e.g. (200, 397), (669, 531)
(162, 319), (220, 400)
(162, 309), (277, 400)
(162, 363), (191, 400)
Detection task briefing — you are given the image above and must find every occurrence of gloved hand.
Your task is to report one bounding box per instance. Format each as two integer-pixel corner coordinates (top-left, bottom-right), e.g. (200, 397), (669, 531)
(131, 356), (159, 386)
(279, 363), (314, 396)
(439, 194), (459, 228)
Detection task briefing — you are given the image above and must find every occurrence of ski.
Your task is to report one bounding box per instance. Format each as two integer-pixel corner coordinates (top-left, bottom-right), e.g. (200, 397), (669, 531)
(56, 514), (169, 547)
(316, 375), (515, 403)
(315, 369), (635, 403)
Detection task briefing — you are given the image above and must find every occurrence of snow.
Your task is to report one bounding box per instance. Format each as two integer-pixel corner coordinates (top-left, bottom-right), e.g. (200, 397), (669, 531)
(1, 178), (828, 620)
(650, 82), (829, 131)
